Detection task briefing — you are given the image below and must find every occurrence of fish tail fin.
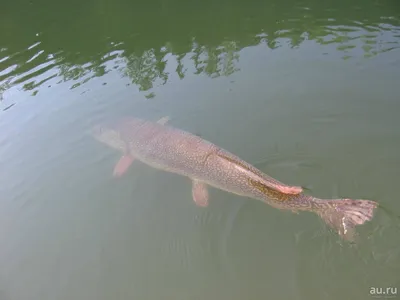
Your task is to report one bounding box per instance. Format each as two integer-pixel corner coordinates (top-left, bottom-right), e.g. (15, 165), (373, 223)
(314, 198), (378, 240)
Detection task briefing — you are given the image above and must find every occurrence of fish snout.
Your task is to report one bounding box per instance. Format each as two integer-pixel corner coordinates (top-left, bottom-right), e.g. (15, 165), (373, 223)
(90, 124), (104, 138)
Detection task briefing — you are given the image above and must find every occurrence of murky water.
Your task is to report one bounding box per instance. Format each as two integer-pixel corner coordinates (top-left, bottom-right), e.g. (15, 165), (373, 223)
(1, 0), (399, 299)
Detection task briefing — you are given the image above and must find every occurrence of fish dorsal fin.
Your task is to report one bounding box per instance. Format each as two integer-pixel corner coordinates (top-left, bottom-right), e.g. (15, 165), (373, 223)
(216, 152), (303, 195)
(248, 179), (292, 201)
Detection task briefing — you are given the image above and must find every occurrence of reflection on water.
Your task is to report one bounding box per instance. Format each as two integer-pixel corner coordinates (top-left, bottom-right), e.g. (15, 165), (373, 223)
(0, 0), (399, 103)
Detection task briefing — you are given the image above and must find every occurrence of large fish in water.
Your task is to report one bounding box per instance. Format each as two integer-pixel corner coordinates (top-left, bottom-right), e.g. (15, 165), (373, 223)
(92, 116), (378, 240)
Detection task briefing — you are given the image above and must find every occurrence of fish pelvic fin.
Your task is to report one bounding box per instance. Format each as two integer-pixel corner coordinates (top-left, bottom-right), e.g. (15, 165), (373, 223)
(192, 180), (209, 207)
(314, 198), (378, 241)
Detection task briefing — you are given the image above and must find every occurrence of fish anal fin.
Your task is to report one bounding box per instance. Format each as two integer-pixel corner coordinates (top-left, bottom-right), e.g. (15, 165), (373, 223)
(113, 154), (135, 177)
(192, 180), (209, 207)
(157, 116), (170, 125)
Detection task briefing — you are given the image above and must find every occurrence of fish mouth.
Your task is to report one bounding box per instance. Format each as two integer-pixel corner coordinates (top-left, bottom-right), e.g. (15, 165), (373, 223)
(90, 123), (125, 151)
(90, 124), (115, 144)
(89, 125), (107, 144)
(90, 124), (104, 138)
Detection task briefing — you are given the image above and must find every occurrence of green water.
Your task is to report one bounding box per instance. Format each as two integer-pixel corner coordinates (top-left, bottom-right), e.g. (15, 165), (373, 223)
(1, 0), (400, 299)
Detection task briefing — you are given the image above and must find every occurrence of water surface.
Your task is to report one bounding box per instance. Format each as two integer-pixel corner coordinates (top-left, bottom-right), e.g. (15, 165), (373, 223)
(1, 0), (400, 299)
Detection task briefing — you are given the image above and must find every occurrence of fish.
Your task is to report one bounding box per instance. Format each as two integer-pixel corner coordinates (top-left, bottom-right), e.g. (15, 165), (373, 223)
(92, 116), (378, 240)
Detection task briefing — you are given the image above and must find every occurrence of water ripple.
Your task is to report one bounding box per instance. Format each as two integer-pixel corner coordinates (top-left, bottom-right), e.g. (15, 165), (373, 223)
(1, 0), (399, 106)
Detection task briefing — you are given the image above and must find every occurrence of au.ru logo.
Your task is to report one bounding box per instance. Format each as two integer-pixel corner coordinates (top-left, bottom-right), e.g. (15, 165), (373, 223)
(370, 287), (398, 298)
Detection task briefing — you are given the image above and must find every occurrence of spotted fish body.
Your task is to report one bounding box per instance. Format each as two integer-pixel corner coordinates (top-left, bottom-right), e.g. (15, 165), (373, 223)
(92, 117), (378, 240)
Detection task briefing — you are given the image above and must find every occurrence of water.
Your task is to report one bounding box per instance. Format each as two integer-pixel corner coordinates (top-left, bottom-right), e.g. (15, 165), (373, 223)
(1, 0), (400, 299)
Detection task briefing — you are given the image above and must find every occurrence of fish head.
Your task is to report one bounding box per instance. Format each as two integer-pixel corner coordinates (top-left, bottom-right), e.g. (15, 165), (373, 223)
(91, 123), (126, 151)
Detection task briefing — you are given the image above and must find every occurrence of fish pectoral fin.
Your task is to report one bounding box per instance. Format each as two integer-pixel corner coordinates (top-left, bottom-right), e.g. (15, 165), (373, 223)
(157, 116), (170, 125)
(192, 180), (209, 207)
(113, 154), (135, 177)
